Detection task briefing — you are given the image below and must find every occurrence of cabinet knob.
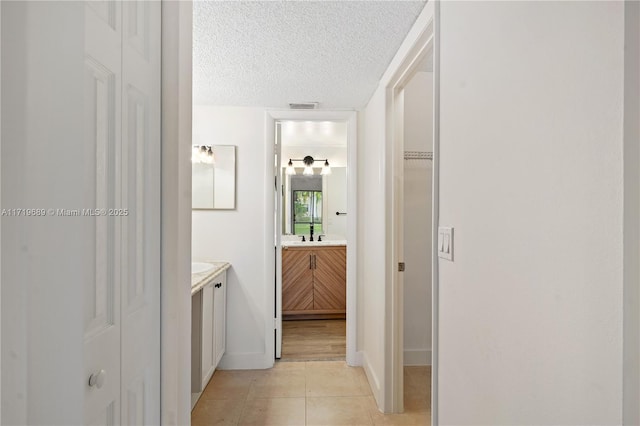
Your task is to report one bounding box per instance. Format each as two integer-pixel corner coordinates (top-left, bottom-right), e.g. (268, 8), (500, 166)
(88, 369), (106, 389)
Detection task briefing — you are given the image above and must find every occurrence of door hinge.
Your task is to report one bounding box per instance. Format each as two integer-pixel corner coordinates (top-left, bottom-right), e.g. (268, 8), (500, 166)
(398, 262), (405, 272)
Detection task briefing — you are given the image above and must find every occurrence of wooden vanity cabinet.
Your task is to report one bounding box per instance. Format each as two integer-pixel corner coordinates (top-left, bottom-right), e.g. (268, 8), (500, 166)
(282, 246), (346, 318)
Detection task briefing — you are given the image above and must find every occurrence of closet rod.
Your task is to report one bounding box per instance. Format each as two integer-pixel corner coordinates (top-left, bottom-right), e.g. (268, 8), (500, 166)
(403, 151), (433, 160)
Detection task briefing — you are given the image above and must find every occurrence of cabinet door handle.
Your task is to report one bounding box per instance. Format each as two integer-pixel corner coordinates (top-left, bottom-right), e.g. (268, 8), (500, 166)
(309, 254), (313, 270)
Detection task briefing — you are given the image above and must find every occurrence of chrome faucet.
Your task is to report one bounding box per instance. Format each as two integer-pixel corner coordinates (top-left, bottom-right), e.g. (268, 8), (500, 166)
(309, 223), (314, 242)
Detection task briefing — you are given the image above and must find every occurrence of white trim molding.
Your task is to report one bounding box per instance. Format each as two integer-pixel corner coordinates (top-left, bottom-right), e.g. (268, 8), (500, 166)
(160, 1), (193, 424)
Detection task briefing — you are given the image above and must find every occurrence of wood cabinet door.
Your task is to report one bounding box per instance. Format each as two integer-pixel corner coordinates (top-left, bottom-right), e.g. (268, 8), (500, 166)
(282, 248), (314, 312)
(313, 247), (347, 310)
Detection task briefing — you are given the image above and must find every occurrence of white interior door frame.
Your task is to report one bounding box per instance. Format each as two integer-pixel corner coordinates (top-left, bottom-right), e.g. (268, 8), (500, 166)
(384, 9), (436, 417)
(160, 1), (193, 424)
(265, 110), (359, 366)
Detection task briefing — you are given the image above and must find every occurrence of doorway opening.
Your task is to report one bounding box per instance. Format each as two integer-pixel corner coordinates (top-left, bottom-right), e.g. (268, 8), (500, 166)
(266, 110), (358, 366)
(383, 12), (435, 416)
(277, 120), (348, 361)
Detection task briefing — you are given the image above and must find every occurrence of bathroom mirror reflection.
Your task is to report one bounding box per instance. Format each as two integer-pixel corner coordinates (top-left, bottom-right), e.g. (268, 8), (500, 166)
(192, 145), (236, 210)
(281, 168), (347, 237)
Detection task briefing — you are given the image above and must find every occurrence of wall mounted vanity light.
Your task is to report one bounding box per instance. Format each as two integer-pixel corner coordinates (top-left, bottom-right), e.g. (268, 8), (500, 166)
(286, 155), (331, 176)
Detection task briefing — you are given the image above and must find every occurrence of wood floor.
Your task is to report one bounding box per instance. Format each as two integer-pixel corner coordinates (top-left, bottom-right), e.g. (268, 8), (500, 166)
(280, 319), (346, 361)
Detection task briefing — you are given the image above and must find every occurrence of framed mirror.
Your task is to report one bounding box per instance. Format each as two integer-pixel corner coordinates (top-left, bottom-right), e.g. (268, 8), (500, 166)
(192, 145), (236, 210)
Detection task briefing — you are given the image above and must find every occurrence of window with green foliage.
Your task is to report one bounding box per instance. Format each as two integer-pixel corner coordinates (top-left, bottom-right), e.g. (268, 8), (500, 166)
(292, 190), (323, 235)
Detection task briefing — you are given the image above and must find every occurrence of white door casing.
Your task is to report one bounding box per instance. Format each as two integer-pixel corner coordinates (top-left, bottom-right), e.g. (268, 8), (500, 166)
(275, 122), (283, 358)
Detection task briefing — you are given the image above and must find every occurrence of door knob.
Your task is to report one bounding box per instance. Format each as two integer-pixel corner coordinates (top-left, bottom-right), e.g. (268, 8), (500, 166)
(88, 369), (106, 389)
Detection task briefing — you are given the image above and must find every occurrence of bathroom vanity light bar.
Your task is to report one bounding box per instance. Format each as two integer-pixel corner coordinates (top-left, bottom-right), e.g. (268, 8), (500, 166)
(286, 155), (331, 175)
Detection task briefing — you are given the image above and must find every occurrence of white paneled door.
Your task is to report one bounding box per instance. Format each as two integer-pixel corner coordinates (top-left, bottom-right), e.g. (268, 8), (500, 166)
(83, 1), (161, 424)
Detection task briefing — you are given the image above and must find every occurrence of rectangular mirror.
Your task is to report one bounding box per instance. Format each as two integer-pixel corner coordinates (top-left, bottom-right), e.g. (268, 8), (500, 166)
(282, 167), (347, 237)
(192, 145), (236, 209)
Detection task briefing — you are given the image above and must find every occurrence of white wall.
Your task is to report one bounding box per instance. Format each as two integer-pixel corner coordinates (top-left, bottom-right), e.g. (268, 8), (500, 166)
(324, 167), (347, 238)
(402, 71), (433, 366)
(192, 105), (272, 369)
(437, 2), (624, 424)
(623, 1), (640, 424)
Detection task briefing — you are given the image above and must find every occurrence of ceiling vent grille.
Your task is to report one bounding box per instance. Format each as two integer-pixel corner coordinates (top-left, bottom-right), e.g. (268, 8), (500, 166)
(289, 102), (319, 110)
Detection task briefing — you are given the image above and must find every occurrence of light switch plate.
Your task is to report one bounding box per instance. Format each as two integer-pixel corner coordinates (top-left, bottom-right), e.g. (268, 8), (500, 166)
(438, 227), (453, 261)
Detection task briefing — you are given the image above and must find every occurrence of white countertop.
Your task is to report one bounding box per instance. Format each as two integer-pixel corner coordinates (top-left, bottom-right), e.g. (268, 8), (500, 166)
(281, 240), (347, 247)
(191, 261), (231, 295)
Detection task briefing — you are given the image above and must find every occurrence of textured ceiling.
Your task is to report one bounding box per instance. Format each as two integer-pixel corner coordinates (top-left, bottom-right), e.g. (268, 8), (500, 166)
(193, 1), (427, 108)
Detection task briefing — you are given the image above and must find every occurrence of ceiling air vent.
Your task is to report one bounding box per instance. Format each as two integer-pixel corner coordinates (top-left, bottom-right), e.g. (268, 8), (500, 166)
(289, 102), (319, 110)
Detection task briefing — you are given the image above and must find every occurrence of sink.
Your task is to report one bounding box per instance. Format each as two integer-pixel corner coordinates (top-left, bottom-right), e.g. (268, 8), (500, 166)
(192, 262), (215, 274)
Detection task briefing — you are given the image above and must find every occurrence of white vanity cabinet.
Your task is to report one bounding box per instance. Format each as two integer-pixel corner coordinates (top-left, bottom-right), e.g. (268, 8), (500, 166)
(191, 269), (227, 394)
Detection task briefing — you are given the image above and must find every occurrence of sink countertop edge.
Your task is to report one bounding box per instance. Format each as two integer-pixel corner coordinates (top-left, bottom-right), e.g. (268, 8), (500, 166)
(191, 262), (231, 295)
(280, 240), (347, 248)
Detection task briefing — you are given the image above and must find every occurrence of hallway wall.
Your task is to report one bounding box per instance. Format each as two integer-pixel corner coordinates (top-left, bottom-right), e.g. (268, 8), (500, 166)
(192, 105), (272, 369)
(437, 2), (625, 424)
(402, 71), (433, 366)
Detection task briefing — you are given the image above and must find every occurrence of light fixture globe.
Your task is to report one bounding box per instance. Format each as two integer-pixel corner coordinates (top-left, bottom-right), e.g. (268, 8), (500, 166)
(321, 160), (331, 175)
(286, 159), (296, 175)
(302, 155), (315, 175)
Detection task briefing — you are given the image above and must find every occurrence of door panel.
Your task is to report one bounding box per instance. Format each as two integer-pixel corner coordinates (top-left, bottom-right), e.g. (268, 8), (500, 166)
(282, 249), (314, 311)
(120, 1), (161, 424)
(84, 0), (160, 423)
(313, 247), (347, 310)
(83, 2), (122, 423)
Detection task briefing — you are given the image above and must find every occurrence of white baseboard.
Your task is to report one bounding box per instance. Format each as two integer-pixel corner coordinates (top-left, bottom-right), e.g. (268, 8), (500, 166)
(403, 349), (432, 366)
(348, 350), (364, 367)
(217, 352), (273, 370)
(362, 351), (381, 408)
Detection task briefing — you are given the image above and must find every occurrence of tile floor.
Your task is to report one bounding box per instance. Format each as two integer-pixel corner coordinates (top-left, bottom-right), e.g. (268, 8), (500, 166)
(191, 361), (431, 426)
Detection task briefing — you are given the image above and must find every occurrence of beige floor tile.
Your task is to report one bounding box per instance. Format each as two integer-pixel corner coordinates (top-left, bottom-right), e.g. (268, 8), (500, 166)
(238, 397), (306, 425)
(307, 396), (374, 426)
(402, 393), (430, 414)
(247, 370), (306, 399)
(305, 360), (348, 370)
(201, 370), (257, 400)
(404, 367), (430, 389)
(369, 411), (431, 426)
(306, 367), (371, 397)
(272, 361), (307, 371)
(191, 398), (245, 426)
